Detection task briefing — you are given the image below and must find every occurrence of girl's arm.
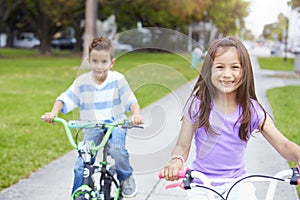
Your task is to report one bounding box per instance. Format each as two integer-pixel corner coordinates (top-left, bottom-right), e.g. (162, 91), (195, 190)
(162, 116), (196, 181)
(260, 115), (300, 165)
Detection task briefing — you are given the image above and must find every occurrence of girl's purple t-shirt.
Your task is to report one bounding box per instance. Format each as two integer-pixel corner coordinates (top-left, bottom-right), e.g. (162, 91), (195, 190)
(183, 97), (265, 181)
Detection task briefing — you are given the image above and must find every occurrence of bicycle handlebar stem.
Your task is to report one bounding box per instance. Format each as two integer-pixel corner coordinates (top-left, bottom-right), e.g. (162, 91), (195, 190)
(183, 170), (194, 189)
(53, 117), (78, 149)
(290, 166), (300, 185)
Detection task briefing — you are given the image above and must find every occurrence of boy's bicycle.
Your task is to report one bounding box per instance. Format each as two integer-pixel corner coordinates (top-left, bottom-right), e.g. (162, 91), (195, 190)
(41, 116), (143, 200)
(159, 166), (300, 200)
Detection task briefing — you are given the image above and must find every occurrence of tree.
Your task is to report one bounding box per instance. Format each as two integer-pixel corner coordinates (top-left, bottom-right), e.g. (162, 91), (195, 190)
(98, 0), (211, 32)
(262, 13), (288, 41)
(82, 0), (97, 59)
(290, 0), (300, 9)
(2, 0), (251, 54)
(23, 0), (83, 55)
(0, 0), (23, 48)
(208, 0), (249, 36)
(98, 0), (249, 40)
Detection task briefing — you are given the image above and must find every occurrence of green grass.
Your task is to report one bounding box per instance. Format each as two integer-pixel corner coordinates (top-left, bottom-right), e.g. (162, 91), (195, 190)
(267, 86), (300, 143)
(257, 57), (294, 71)
(0, 49), (198, 191)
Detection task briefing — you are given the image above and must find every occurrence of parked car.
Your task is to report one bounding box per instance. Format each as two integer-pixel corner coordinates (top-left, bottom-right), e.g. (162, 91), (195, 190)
(13, 32), (40, 48)
(270, 42), (284, 56)
(0, 33), (7, 47)
(51, 37), (76, 50)
(112, 40), (133, 52)
(290, 42), (300, 54)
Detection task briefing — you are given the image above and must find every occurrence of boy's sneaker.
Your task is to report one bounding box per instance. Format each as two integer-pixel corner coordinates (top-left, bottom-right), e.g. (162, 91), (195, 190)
(121, 175), (138, 198)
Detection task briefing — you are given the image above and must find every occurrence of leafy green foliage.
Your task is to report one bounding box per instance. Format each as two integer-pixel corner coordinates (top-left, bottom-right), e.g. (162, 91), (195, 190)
(290, 0), (300, 9)
(208, 0), (249, 35)
(2, 0), (251, 55)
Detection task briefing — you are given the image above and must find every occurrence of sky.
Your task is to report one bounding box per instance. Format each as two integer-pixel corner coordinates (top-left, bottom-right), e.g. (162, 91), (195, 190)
(244, 0), (290, 37)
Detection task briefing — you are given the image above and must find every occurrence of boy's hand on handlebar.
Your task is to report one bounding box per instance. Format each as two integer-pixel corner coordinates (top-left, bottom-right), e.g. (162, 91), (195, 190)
(43, 112), (56, 124)
(131, 114), (143, 126)
(161, 159), (183, 181)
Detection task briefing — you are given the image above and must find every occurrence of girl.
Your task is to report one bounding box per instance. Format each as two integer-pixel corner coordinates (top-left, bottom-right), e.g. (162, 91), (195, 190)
(161, 36), (300, 199)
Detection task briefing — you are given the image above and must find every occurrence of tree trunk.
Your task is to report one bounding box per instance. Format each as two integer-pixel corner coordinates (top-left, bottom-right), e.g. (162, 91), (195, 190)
(37, 23), (53, 56)
(82, 0), (97, 61)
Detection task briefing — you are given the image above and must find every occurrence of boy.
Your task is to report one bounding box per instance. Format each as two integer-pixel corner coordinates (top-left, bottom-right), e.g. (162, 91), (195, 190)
(43, 36), (142, 198)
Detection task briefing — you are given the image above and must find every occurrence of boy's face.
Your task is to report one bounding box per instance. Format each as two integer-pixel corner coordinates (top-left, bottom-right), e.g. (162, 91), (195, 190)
(89, 49), (115, 84)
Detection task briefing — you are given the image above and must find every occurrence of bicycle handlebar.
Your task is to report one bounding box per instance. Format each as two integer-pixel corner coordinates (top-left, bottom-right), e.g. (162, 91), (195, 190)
(41, 116), (143, 150)
(158, 166), (300, 190)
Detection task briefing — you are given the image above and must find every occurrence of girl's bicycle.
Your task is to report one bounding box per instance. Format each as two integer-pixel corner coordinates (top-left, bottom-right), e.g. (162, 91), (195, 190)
(159, 166), (300, 200)
(41, 116), (143, 200)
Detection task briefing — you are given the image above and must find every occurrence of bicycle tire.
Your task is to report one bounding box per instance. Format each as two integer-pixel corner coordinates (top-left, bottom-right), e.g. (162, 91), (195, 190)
(103, 175), (112, 200)
(72, 185), (96, 200)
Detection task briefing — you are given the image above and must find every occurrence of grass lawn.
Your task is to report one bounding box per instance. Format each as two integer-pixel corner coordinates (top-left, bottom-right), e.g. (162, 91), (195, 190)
(0, 48), (199, 191)
(267, 86), (300, 145)
(257, 56), (294, 71)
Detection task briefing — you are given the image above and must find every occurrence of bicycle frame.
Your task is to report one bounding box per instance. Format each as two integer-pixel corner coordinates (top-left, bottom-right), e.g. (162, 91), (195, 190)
(71, 141), (120, 200)
(159, 166), (300, 200)
(42, 116), (141, 200)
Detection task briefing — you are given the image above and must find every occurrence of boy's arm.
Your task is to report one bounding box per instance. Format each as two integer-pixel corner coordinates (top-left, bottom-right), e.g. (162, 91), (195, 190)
(44, 100), (64, 123)
(129, 102), (143, 125)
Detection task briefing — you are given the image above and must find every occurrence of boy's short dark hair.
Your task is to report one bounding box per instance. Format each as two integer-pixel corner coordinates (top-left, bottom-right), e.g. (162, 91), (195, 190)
(89, 36), (114, 59)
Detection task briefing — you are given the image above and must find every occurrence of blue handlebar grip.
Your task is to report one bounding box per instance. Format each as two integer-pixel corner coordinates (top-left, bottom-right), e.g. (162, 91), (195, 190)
(68, 121), (77, 129)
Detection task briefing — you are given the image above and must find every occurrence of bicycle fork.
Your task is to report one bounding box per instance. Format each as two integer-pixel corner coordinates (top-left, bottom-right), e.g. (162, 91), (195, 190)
(97, 144), (123, 200)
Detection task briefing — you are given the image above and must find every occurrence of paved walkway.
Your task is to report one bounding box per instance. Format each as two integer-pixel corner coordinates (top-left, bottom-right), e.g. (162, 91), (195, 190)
(1, 46), (300, 200)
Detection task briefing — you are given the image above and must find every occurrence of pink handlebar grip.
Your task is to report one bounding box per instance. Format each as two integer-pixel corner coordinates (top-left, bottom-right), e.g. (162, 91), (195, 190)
(158, 169), (187, 179)
(158, 172), (163, 179)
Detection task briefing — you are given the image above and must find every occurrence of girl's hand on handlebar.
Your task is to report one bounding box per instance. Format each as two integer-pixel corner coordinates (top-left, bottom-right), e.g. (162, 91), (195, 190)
(161, 159), (184, 181)
(131, 114), (143, 126)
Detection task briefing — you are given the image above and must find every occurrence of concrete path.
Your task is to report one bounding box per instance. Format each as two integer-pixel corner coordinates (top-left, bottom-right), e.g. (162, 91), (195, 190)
(1, 46), (300, 200)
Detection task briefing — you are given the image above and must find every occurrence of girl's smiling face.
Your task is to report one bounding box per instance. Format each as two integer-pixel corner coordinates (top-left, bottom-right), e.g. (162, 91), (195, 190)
(211, 47), (243, 96)
(89, 49), (115, 84)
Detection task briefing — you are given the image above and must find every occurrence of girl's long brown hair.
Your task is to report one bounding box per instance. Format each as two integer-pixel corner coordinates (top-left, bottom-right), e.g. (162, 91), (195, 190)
(189, 36), (266, 141)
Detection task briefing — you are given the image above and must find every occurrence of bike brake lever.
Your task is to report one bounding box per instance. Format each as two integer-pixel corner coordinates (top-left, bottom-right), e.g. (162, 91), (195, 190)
(121, 120), (144, 129)
(165, 182), (184, 190)
(121, 124), (143, 129)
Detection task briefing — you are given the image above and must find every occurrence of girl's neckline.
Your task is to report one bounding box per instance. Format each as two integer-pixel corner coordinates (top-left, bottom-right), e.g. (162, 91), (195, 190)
(212, 101), (240, 116)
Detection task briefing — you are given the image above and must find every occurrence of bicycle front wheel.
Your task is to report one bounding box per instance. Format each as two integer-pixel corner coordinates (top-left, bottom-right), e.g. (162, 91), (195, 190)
(72, 185), (96, 200)
(103, 175), (112, 200)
